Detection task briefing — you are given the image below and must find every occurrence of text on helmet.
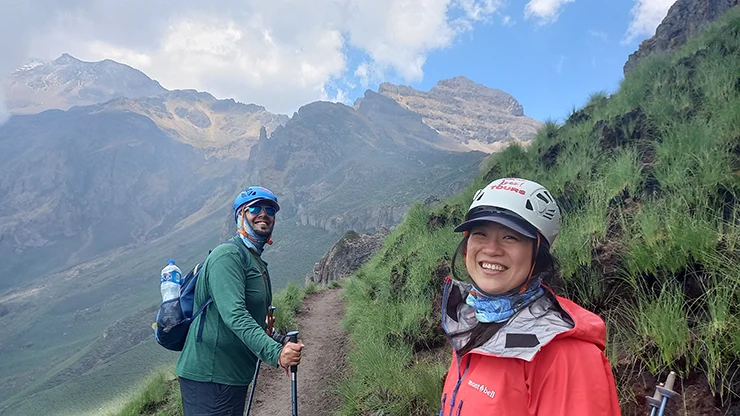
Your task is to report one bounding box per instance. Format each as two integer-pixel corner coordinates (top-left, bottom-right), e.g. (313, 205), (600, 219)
(490, 179), (526, 195)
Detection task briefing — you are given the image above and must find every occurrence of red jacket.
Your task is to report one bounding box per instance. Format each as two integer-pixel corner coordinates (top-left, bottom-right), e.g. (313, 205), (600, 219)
(440, 277), (621, 416)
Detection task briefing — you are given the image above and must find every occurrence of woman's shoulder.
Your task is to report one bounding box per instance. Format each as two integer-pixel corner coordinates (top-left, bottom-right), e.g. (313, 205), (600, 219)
(553, 294), (604, 322)
(549, 294), (608, 348)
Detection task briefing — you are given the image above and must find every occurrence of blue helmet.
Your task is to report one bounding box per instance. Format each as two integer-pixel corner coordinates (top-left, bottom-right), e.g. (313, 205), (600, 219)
(233, 186), (280, 222)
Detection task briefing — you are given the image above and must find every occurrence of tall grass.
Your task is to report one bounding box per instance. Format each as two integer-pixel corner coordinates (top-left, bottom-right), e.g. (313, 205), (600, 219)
(110, 367), (181, 416)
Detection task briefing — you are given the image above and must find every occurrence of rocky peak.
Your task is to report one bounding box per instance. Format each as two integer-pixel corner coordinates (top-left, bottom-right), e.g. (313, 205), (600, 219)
(429, 76), (524, 116)
(4, 53), (166, 114)
(624, 0), (740, 73)
(53, 53), (81, 65)
(372, 76), (542, 153)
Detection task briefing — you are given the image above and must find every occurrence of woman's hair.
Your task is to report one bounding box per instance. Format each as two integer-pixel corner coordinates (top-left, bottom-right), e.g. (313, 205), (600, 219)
(451, 232), (561, 356)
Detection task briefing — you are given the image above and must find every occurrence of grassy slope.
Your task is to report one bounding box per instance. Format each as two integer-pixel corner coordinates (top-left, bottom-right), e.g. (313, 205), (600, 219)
(339, 8), (740, 416)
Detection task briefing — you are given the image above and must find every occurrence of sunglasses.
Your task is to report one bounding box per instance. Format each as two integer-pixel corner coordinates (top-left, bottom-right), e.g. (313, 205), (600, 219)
(246, 205), (277, 217)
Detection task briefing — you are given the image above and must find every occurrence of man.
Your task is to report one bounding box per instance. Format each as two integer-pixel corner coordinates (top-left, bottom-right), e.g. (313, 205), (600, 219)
(176, 186), (304, 416)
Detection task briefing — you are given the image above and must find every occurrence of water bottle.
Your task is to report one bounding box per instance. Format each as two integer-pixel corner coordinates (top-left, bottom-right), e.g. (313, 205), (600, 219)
(160, 260), (182, 302)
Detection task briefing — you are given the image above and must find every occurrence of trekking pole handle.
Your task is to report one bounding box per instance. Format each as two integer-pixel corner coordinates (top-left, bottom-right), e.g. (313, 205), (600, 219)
(287, 330), (300, 374)
(656, 371), (678, 416)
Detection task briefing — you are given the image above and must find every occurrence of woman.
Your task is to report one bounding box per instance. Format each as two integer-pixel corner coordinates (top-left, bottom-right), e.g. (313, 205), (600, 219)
(440, 177), (621, 415)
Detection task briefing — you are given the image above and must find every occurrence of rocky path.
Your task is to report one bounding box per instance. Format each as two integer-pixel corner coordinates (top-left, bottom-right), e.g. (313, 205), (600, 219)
(248, 286), (348, 415)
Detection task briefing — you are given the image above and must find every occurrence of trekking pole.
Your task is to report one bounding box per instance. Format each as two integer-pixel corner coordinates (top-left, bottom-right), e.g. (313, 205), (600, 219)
(645, 382), (663, 416)
(287, 330), (300, 416)
(645, 371), (679, 416)
(245, 306), (277, 416)
(656, 371), (678, 416)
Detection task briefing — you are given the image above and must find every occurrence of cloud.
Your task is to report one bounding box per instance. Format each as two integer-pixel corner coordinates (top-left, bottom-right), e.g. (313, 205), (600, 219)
(502, 15), (515, 26)
(524, 0), (575, 24)
(556, 55), (566, 74)
(623, 0), (677, 44)
(1, 0), (502, 115)
(588, 30), (608, 42)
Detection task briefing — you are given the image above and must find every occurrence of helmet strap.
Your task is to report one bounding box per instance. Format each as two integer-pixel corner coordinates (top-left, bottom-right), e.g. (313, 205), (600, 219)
(517, 234), (541, 294)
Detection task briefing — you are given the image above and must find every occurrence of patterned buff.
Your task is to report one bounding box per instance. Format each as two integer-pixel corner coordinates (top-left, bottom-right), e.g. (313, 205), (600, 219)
(237, 214), (270, 255)
(465, 280), (545, 323)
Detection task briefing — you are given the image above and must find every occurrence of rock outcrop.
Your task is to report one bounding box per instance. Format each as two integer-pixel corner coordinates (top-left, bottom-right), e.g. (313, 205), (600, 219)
(624, 0), (740, 73)
(305, 228), (390, 285)
(367, 76), (542, 153)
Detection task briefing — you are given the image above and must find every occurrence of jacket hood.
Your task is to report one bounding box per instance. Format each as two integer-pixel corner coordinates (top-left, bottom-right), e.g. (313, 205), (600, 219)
(441, 277), (607, 361)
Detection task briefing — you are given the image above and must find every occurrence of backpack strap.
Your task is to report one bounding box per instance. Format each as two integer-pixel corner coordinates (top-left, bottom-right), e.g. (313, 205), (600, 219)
(194, 239), (263, 343)
(193, 297), (213, 342)
(226, 239), (270, 306)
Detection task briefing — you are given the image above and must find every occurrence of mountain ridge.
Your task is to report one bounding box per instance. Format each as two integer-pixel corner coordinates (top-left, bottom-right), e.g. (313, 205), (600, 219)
(367, 75), (542, 153)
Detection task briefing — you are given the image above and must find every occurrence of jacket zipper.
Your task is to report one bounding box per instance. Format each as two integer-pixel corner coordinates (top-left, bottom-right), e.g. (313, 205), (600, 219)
(454, 400), (464, 416)
(439, 393), (447, 416)
(448, 355), (471, 416)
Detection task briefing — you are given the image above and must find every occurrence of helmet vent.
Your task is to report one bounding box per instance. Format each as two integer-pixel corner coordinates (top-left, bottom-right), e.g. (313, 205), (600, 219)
(536, 192), (551, 204)
(525, 200), (534, 211)
(542, 209), (557, 220)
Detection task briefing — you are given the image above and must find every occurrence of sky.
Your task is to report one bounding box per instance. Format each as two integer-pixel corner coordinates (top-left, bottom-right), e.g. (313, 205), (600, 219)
(0, 0), (678, 123)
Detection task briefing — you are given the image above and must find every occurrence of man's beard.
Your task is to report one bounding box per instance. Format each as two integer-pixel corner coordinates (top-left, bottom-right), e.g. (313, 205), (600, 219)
(253, 225), (273, 237)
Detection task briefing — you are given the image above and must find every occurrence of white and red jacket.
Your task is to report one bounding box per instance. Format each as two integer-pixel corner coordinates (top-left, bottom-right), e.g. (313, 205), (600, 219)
(440, 277), (621, 416)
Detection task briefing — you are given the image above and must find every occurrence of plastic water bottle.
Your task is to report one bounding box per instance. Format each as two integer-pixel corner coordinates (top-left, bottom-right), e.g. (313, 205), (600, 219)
(160, 260), (182, 302)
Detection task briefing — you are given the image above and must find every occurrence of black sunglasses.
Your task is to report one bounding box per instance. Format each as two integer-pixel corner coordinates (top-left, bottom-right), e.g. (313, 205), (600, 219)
(247, 205), (277, 217)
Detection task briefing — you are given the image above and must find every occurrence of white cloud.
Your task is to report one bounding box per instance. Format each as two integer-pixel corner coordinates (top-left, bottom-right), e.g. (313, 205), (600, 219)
(588, 30), (608, 42)
(87, 42), (153, 69)
(2, 0), (502, 115)
(455, 0), (501, 21)
(354, 63), (371, 89)
(556, 55), (566, 74)
(524, 0), (575, 24)
(624, 0), (677, 44)
(502, 15), (515, 26)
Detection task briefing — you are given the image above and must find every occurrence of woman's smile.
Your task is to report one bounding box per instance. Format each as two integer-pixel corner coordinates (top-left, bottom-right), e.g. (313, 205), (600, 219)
(465, 222), (534, 294)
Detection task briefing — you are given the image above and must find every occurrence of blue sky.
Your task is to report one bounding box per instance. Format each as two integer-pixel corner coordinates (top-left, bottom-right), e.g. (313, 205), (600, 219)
(332, 1), (659, 123)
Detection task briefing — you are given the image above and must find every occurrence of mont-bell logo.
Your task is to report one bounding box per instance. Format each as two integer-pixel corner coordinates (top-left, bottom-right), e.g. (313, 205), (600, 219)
(467, 379), (496, 399)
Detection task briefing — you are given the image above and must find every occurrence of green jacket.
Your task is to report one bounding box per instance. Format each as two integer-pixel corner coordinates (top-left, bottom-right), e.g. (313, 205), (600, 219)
(175, 237), (283, 385)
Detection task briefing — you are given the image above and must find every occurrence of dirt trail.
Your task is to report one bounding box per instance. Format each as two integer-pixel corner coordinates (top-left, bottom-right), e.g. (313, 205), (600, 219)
(248, 286), (348, 416)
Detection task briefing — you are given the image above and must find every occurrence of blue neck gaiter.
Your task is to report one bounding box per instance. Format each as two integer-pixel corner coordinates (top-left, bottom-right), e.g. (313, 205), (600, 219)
(237, 214), (269, 255)
(465, 280), (544, 323)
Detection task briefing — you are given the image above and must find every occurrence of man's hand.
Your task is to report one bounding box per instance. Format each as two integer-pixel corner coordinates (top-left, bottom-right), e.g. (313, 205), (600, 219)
(278, 340), (304, 368)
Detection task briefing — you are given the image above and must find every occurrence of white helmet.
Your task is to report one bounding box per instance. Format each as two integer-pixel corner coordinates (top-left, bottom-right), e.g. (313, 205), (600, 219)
(454, 177), (562, 247)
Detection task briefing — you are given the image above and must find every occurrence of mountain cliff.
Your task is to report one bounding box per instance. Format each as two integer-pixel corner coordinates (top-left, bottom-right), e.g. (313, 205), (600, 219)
(624, 0), (740, 73)
(103, 90), (288, 158)
(368, 76), (542, 153)
(0, 106), (246, 291)
(246, 93), (486, 235)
